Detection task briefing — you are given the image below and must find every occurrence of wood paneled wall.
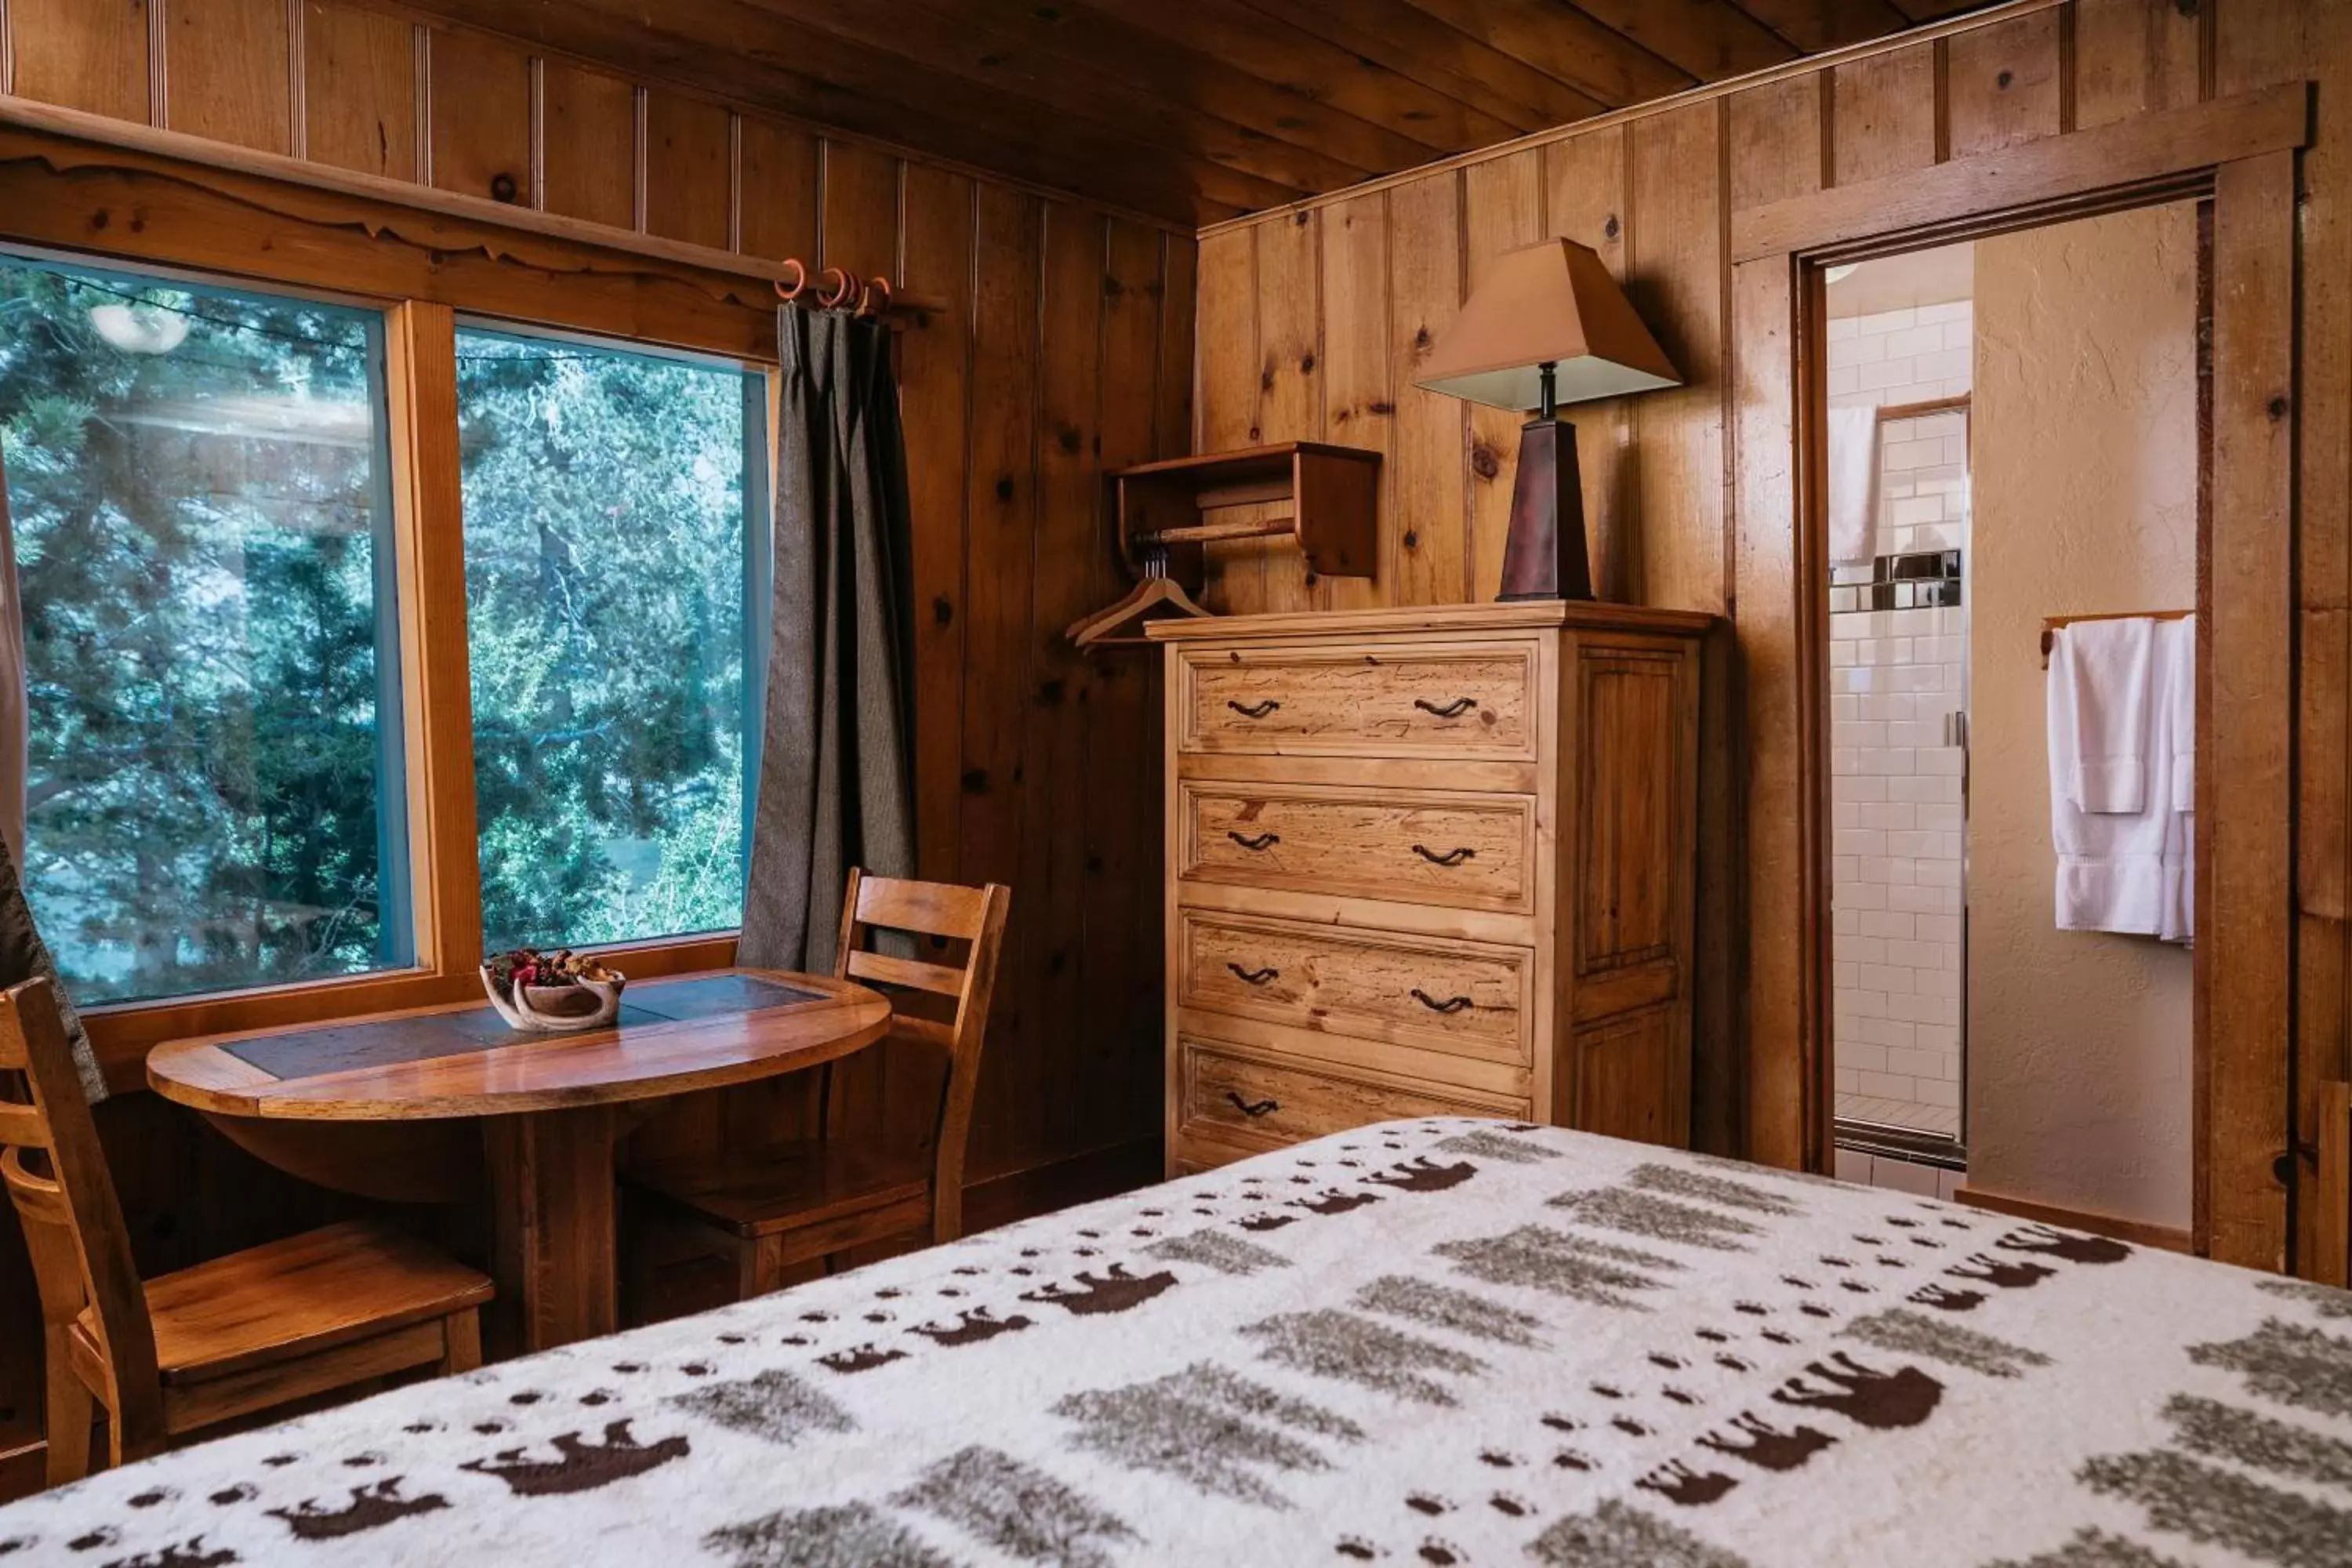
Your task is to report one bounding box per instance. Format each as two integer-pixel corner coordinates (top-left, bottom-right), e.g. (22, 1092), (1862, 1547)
(0, 0), (1192, 1472)
(1190, 0), (2352, 1207)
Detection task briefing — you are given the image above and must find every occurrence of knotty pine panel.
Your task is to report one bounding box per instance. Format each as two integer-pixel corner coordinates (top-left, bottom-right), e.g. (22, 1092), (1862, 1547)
(426, 25), (530, 204)
(1254, 209), (1322, 612)
(644, 90), (731, 250)
(1828, 41), (1940, 183)
(1944, 8), (2067, 156)
(1316, 189), (1393, 612)
(1385, 170), (1466, 607)
(540, 58), (635, 229)
(954, 181), (1043, 1167)
(739, 116), (821, 264)
(303, 1), (417, 180)
(900, 163), (976, 895)
(2071, 0), (2199, 129)
(1543, 126), (1635, 602)
(1462, 148), (1545, 604)
(164, 0), (290, 153)
(1085, 219), (1174, 1137)
(1009, 201), (1109, 1162)
(821, 140), (901, 285)
(7, 0), (151, 123)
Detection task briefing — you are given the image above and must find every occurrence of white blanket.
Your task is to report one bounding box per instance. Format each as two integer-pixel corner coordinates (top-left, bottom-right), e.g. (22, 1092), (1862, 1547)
(0, 1119), (2341, 1566)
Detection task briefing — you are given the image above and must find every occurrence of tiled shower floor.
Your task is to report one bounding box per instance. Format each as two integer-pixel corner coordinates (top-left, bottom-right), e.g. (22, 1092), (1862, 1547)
(1835, 1091), (1961, 1139)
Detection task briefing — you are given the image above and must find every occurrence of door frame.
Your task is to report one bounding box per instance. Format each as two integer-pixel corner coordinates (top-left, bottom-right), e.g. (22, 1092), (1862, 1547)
(1729, 83), (2310, 1271)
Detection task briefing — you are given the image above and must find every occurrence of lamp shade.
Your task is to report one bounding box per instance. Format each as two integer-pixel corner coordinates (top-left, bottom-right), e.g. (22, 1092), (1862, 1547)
(1414, 238), (1681, 411)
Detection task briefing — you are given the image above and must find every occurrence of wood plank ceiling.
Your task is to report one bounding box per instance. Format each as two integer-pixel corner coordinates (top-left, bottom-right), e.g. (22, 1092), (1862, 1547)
(380, 0), (1991, 226)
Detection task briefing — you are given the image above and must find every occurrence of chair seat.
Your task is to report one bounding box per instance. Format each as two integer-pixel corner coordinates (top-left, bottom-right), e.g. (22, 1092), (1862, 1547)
(629, 1139), (934, 1240)
(75, 1219), (492, 1385)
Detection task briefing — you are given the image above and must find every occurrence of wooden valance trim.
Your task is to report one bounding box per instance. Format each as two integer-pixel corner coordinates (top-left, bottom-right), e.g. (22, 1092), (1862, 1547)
(0, 95), (820, 287)
(0, 122), (782, 360)
(1732, 83), (2312, 263)
(0, 96), (942, 319)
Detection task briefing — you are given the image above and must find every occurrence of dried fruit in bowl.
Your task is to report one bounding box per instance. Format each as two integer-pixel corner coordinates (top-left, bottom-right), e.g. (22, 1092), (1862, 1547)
(485, 946), (623, 996)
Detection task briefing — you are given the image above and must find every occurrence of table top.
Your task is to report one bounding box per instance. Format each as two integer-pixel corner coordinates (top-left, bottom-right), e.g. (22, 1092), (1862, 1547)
(147, 967), (892, 1122)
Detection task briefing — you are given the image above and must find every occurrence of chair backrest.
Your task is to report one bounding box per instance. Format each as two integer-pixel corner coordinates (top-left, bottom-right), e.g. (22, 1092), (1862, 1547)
(0, 978), (162, 1448)
(831, 869), (1011, 1240)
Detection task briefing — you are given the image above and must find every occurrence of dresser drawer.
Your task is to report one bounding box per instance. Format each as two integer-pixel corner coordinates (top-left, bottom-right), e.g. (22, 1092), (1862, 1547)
(1175, 1039), (1520, 1160)
(1179, 781), (1536, 913)
(1179, 911), (1533, 1066)
(1178, 641), (1539, 760)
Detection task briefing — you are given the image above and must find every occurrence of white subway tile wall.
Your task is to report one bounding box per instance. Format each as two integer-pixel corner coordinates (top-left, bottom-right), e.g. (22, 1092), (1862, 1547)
(1830, 300), (1971, 1142)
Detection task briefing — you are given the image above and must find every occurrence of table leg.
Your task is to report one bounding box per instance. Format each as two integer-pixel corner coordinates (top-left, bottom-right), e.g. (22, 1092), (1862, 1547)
(483, 1104), (622, 1355)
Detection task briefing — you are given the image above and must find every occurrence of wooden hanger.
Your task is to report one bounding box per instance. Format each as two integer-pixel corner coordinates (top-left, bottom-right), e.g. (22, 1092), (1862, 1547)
(1066, 546), (1214, 650)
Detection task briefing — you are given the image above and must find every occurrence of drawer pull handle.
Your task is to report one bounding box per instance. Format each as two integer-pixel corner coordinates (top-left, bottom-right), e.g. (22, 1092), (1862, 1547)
(1414, 696), (1478, 718)
(1229, 830), (1281, 851)
(1227, 1091), (1279, 1118)
(1411, 844), (1476, 866)
(1411, 988), (1474, 1014)
(1227, 699), (1282, 718)
(1227, 963), (1280, 985)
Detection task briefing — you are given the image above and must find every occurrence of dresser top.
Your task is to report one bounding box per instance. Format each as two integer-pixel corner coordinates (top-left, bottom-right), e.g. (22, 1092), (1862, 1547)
(1143, 600), (1717, 641)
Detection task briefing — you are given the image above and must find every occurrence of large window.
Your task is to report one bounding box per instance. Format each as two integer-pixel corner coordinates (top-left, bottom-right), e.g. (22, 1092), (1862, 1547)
(0, 255), (409, 1004)
(457, 326), (764, 953)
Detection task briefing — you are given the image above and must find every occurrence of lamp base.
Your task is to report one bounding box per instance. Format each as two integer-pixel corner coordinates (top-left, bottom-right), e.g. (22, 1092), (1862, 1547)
(1494, 416), (1594, 602)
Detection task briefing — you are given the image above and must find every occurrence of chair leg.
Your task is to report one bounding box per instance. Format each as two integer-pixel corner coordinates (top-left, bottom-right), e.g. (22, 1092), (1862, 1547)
(738, 1234), (786, 1300)
(108, 1417), (162, 1472)
(42, 1343), (94, 1488)
(441, 1311), (483, 1376)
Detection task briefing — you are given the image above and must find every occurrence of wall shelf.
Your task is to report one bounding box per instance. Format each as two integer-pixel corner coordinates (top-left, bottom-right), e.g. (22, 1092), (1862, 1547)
(1112, 441), (1381, 586)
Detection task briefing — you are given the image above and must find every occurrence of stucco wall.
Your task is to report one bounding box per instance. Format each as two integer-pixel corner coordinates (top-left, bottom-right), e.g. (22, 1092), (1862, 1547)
(1965, 202), (2199, 1231)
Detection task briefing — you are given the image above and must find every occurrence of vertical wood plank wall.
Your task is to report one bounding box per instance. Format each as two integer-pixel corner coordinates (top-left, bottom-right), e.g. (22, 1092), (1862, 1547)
(0, 0), (1192, 1476)
(1189, 0), (2351, 1227)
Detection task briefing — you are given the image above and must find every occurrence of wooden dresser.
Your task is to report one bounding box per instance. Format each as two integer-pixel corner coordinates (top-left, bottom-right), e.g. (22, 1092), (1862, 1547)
(1148, 602), (1711, 1174)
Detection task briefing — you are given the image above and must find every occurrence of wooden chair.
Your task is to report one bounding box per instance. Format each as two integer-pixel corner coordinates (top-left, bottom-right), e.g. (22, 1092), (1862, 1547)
(0, 978), (493, 1487)
(626, 870), (1011, 1298)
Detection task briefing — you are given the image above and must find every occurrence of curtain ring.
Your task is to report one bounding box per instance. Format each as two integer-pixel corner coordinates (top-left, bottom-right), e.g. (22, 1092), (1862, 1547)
(856, 276), (894, 318)
(817, 267), (857, 309)
(772, 257), (808, 303)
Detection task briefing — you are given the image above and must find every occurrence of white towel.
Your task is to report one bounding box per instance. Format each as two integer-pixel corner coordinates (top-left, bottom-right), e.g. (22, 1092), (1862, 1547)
(2167, 614), (2195, 814)
(1827, 406), (1880, 566)
(2059, 617), (2156, 813)
(2159, 615), (2195, 942)
(2047, 616), (2195, 940)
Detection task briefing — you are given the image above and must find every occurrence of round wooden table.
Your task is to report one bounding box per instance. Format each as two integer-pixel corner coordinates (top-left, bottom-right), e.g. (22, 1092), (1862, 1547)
(147, 967), (891, 1353)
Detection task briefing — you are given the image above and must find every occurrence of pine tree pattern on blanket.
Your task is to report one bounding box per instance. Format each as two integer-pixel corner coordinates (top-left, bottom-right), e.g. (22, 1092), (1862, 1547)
(2, 1118), (2348, 1566)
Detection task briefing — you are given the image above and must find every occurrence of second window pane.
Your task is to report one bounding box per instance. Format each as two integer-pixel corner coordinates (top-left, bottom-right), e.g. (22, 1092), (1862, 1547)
(457, 327), (761, 952)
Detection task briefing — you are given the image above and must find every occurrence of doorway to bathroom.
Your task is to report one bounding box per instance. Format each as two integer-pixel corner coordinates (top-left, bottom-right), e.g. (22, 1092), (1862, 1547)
(1824, 206), (2201, 1225)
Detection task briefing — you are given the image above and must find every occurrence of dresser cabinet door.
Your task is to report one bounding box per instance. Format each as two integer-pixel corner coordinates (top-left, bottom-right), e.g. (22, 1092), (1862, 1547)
(1177, 640), (1540, 760)
(1178, 911), (1533, 1066)
(1174, 1039), (1523, 1166)
(1179, 782), (1536, 914)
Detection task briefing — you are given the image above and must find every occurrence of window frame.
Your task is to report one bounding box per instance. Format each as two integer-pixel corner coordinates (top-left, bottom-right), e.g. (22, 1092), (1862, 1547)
(0, 242), (423, 1001)
(449, 314), (775, 955)
(0, 143), (789, 1086)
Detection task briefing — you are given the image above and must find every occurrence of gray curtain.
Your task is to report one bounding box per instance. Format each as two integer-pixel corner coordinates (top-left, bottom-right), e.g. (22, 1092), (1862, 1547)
(0, 442), (103, 1102)
(739, 307), (916, 972)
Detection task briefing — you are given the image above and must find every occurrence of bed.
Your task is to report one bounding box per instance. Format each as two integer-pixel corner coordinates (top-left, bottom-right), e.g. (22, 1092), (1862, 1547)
(2, 1118), (2345, 1566)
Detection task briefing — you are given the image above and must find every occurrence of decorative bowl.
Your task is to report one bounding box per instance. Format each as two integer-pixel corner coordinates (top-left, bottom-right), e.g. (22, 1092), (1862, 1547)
(481, 967), (626, 1033)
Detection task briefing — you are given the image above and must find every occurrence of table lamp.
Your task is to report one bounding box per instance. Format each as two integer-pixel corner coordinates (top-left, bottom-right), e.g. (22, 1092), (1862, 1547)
(1414, 238), (1681, 600)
